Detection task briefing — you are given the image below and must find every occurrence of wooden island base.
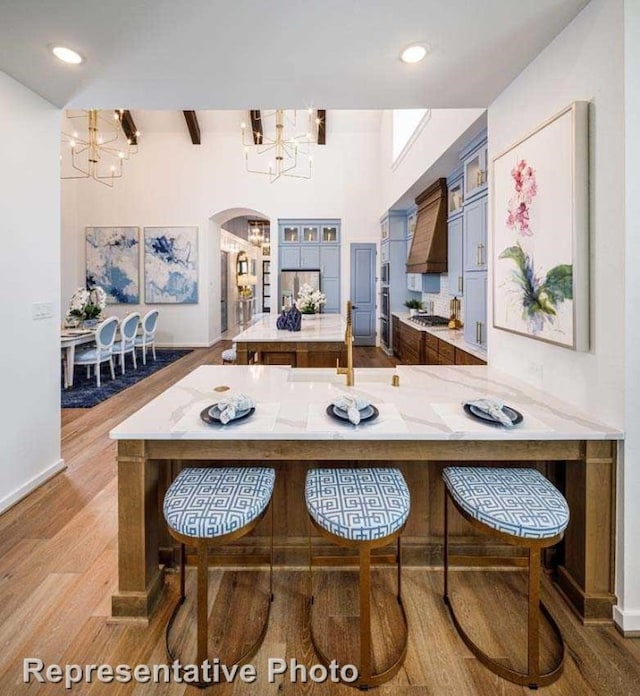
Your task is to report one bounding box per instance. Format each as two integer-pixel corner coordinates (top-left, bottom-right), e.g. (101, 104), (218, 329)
(237, 340), (345, 367)
(112, 438), (617, 625)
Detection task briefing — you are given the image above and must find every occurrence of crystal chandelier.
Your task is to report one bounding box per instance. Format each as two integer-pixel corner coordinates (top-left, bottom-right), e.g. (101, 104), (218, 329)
(248, 220), (268, 247)
(241, 109), (320, 183)
(61, 109), (139, 187)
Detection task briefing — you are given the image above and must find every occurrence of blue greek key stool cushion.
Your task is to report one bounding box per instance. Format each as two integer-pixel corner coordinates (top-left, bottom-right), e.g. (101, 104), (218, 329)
(442, 467), (569, 540)
(221, 347), (237, 363)
(305, 468), (410, 542)
(164, 467), (275, 538)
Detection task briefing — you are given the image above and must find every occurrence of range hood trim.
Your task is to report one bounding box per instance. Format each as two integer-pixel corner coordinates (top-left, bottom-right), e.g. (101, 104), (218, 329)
(406, 178), (448, 275)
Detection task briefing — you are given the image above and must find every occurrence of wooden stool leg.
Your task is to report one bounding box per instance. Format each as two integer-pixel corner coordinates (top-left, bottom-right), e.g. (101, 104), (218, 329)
(444, 490), (449, 601)
(529, 547), (541, 687)
(196, 542), (209, 674)
(360, 545), (372, 685)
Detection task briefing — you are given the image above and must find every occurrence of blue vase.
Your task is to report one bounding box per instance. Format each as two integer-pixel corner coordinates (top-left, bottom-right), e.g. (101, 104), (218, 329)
(286, 303), (302, 332)
(276, 309), (289, 330)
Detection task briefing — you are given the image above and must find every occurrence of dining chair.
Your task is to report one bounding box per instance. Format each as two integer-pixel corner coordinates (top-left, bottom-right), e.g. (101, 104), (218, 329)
(72, 316), (119, 388)
(113, 312), (141, 374)
(135, 309), (159, 365)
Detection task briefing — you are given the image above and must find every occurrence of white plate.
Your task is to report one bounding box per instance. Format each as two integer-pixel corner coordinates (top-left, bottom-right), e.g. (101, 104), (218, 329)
(333, 404), (375, 420)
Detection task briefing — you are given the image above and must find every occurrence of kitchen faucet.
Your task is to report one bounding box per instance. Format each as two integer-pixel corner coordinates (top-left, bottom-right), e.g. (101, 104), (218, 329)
(336, 300), (354, 386)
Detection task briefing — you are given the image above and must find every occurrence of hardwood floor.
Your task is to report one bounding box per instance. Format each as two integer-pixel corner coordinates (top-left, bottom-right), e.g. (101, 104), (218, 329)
(1, 342), (638, 694)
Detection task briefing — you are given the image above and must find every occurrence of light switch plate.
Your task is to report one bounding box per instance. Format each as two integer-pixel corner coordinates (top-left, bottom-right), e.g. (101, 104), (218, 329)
(32, 302), (54, 320)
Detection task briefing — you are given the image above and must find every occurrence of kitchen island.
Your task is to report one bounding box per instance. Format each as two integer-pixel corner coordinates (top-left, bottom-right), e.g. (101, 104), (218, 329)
(110, 364), (622, 624)
(232, 312), (346, 366)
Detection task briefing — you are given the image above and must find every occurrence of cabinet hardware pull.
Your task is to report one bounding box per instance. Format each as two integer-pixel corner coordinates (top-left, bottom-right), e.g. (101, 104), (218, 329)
(476, 244), (481, 266)
(475, 322), (480, 344)
(459, 275), (463, 293)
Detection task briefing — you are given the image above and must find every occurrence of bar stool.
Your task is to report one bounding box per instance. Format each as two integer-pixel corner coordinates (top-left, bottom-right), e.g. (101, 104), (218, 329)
(163, 466), (275, 686)
(442, 466), (570, 689)
(221, 344), (237, 364)
(305, 467), (410, 690)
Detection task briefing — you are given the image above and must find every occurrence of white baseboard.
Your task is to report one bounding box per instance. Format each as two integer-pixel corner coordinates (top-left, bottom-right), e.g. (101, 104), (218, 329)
(0, 458), (67, 515)
(613, 606), (640, 635)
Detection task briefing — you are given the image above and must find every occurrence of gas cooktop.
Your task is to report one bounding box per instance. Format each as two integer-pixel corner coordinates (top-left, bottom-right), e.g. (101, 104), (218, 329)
(410, 314), (450, 327)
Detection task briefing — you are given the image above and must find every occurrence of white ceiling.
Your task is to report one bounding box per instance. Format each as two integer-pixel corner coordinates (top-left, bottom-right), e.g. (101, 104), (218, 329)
(0, 0), (589, 110)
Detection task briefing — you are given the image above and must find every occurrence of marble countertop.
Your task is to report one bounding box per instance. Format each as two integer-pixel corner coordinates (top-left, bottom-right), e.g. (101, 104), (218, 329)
(393, 312), (487, 360)
(110, 365), (622, 442)
(232, 313), (346, 343)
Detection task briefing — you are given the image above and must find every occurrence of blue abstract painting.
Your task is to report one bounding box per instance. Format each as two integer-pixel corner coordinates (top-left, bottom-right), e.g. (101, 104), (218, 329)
(144, 227), (198, 304)
(85, 227), (140, 304)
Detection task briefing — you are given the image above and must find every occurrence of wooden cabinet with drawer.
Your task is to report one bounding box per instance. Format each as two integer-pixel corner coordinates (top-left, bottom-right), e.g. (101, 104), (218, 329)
(454, 347), (486, 365)
(397, 321), (423, 364)
(392, 316), (401, 358)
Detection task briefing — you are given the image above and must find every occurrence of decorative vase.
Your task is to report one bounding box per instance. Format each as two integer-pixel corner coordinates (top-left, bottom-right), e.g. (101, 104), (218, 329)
(301, 310), (317, 319)
(82, 318), (100, 328)
(285, 304), (302, 332)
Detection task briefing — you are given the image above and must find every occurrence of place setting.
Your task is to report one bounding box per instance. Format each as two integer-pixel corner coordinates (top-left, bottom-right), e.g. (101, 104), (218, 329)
(431, 397), (553, 434)
(171, 393), (279, 435)
(307, 394), (408, 433)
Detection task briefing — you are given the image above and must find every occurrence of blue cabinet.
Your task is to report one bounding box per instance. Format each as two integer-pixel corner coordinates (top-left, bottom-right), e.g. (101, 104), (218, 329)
(461, 131), (488, 203)
(448, 216), (464, 297)
(278, 219), (341, 314)
(463, 273), (487, 349)
(463, 196), (487, 273)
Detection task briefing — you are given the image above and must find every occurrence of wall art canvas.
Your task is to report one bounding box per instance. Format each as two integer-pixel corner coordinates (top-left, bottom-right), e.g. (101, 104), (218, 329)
(492, 101), (589, 350)
(85, 226), (140, 304)
(144, 226), (198, 304)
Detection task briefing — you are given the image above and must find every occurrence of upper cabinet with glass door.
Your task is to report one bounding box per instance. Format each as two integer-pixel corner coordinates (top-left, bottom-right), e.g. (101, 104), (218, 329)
(281, 225), (300, 243)
(321, 225), (339, 243)
(302, 225), (319, 243)
(461, 131), (488, 203)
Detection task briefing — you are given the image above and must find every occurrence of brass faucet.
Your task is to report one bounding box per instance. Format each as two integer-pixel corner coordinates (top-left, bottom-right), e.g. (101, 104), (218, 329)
(336, 300), (354, 386)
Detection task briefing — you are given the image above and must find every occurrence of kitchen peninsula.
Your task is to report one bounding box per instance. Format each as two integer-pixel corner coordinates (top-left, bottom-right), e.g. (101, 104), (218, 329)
(110, 364), (621, 625)
(232, 312), (346, 366)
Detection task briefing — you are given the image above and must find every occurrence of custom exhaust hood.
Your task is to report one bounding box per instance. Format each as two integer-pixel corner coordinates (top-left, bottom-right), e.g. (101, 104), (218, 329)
(406, 178), (448, 274)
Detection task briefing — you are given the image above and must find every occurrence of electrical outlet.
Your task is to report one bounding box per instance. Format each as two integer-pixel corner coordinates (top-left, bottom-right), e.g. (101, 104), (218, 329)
(32, 302), (54, 320)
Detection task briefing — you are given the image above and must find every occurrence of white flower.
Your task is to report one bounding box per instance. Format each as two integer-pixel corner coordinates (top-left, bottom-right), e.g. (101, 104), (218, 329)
(65, 286), (106, 322)
(296, 283), (327, 313)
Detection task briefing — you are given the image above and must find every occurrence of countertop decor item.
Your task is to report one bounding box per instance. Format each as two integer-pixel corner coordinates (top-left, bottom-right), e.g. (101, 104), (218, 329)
(65, 286), (106, 325)
(285, 303), (302, 331)
(297, 283), (326, 314)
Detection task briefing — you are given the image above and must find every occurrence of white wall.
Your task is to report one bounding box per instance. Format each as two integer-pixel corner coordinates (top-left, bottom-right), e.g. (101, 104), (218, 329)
(488, 0), (625, 429)
(0, 72), (63, 512)
(618, 0), (640, 634)
(488, 0), (632, 625)
(380, 108), (486, 213)
(62, 116), (380, 345)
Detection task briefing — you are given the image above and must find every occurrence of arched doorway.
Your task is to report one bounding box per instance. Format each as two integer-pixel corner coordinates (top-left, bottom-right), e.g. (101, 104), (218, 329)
(209, 207), (272, 339)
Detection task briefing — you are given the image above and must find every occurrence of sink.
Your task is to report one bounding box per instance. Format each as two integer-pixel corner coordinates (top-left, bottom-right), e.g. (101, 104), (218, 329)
(287, 369), (395, 384)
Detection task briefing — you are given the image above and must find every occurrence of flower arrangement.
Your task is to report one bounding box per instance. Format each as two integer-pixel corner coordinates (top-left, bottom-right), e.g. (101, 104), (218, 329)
(506, 159), (537, 236)
(296, 283), (326, 314)
(66, 286), (107, 324)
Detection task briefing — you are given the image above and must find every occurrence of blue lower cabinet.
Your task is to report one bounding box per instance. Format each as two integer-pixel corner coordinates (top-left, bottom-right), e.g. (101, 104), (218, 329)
(463, 273), (487, 349)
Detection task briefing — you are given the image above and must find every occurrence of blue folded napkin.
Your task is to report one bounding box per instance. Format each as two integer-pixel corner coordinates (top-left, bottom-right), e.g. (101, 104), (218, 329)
(464, 398), (514, 428)
(332, 395), (371, 425)
(215, 394), (255, 424)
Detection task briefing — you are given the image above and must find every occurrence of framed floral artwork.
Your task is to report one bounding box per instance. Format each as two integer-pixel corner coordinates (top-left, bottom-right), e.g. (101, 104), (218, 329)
(492, 101), (589, 350)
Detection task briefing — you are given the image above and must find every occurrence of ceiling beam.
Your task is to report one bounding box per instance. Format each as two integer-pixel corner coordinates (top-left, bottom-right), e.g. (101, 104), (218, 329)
(250, 110), (263, 145)
(317, 109), (326, 145)
(119, 110), (138, 145)
(183, 110), (201, 144)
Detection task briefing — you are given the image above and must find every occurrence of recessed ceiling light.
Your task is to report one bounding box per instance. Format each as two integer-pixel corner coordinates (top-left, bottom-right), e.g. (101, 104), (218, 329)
(51, 46), (84, 65)
(400, 44), (427, 64)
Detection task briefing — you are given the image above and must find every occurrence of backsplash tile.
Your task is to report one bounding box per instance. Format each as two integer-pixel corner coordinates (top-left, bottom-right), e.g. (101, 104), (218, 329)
(421, 274), (464, 319)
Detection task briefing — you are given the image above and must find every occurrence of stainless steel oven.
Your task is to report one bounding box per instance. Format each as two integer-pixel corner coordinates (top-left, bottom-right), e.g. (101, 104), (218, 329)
(381, 287), (389, 319)
(380, 317), (389, 348)
(381, 263), (389, 285)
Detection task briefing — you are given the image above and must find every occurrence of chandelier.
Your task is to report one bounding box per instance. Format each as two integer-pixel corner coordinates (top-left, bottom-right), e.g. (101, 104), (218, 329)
(248, 220), (268, 247)
(241, 109), (320, 183)
(61, 109), (139, 187)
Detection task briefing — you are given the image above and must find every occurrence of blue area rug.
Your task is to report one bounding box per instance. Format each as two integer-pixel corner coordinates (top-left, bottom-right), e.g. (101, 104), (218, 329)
(61, 349), (192, 408)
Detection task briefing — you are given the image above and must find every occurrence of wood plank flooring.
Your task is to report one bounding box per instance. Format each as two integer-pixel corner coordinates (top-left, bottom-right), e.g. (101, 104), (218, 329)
(1, 341), (638, 694)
